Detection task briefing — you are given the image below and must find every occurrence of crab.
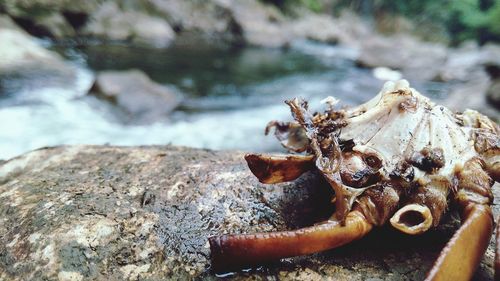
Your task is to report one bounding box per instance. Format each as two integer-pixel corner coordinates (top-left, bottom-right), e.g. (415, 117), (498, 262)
(208, 80), (500, 280)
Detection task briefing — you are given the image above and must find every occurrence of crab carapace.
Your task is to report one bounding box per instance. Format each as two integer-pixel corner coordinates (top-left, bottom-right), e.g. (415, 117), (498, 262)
(209, 80), (500, 280)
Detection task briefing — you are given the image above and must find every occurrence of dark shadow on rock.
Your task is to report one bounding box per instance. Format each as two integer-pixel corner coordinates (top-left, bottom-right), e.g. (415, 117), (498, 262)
(62, 11), (89, 31)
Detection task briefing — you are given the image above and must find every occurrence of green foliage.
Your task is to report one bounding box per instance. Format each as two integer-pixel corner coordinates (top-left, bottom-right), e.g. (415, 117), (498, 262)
(261, 0), (324, 13)
(264, 0), (500, 44)
(447, 0), (500, 43)
(299, 0), (324, 12)
(333, 0), (500, 44)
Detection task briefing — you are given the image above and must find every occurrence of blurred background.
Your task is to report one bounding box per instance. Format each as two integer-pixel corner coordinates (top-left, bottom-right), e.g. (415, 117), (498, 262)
(0, 0), (499, 160)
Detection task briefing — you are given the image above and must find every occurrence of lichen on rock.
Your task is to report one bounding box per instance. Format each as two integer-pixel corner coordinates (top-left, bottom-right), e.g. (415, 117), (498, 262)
(0, 145), (498, 280)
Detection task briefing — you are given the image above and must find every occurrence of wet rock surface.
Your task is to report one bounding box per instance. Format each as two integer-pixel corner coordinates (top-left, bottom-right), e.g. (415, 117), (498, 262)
(89, 70), (181, 124)
(0, 145), (498, 280)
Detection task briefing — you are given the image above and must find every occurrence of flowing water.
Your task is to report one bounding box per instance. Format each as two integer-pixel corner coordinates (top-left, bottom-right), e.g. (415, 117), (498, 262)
(0, 40), (449, 160)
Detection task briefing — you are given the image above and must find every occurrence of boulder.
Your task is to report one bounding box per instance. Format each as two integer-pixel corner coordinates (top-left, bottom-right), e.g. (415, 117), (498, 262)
(329, 10), (373, 49)
(291, 13), (341, 44)
(0, 14), (25, 32)
(443, 69), (499, 120)
(1, 0), (96, 38)
(480, 43), (500, 69)
(1, 0), (98, 17)
(27, 13), (76, 38)
(226, 0), (292, 48)
(438, 41), (483, 82)
(0, 17), (75, 77)
(89, 70), (181, 124)
(83, 2), (175, 48)
(0, 145), (497, 280)
(486, 79), (500, 110)
(0, 0), (374, 49)
(477, 43), (500, 113)
(356, 34), (447, 81)
(147, 0), (239, 41)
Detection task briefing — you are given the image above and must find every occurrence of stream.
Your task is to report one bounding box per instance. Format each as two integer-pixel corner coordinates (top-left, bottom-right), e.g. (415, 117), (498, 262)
(0, 40), (450, 160)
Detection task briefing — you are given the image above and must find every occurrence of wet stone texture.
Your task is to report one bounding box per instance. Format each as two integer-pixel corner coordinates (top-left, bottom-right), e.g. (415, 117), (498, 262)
(0, 145), (498, 280)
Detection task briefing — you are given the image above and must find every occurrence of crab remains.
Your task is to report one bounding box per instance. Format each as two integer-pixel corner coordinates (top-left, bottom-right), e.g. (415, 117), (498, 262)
(209, 80), (500, 280)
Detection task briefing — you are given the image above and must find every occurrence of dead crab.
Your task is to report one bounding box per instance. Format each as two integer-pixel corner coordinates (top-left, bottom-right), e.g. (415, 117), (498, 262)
(209, 80), (500, 280)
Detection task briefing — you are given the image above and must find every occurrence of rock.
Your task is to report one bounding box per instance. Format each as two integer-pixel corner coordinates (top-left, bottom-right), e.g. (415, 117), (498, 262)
(0, 145), (497, 280)
(227, 0), (292, 48)
(0, 23), (74, 76)
(0, 0), (373, 49)
(147, 0), (239, 42)
(83, 2), (175, 48)
(28, 13), (76, 38)
(486, 79), (500, 110)
(476, 43), (500, 113)
(330, 10), (372, 49)
(291, 13), (341, 44)
(438, 41), (483, 82)
(443, 70), (499, 121)
(1, 0), (96, 38)
(357, 34), (447, 81)
(0, 14), (24, 32)
(480, 43), (500, 69)
(89, 70), (181, 124)
(2, 0), (98, 17)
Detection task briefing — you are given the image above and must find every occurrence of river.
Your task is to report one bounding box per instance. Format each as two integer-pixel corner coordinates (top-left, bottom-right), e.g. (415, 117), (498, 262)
(0, 40), (449, 160)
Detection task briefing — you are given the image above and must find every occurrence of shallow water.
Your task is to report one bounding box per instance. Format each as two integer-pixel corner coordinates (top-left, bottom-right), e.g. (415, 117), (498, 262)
(0, 40), (449, 160)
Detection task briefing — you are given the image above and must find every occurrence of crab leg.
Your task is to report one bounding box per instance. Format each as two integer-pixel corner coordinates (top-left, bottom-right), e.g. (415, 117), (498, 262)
(209, 210), (372, 272)
(424, 202), (493, 281)
(496, 221), (500, 281)
(245, 154), (314, 184)
(425, 157), (495, 281)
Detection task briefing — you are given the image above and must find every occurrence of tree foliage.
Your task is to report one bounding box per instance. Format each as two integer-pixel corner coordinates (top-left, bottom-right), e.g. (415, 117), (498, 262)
(263, 0), (500, 44)
(261, 0), (324, 13)
(447, 0), (500, 44)
(337, 0), (500, 44)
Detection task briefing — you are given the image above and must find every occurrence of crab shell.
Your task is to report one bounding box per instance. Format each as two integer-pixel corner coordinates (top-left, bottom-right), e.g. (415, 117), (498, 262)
(264, 79), (499, 234)
(210, 80), (500, 276)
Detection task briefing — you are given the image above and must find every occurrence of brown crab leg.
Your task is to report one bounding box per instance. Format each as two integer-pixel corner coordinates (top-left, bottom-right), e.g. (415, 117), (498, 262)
(426, 158), (495, 281)
(245, 154), (314, 184)
(209, 210), (372, 272)
(485, 158), (500, 182)
(424, 202), (493, 281)
(496, 220), (500, 281)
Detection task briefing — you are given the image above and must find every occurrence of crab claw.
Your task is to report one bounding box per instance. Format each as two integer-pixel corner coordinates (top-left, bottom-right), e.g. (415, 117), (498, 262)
(209, 210), (372, 273)
(245, 154), (314, 184)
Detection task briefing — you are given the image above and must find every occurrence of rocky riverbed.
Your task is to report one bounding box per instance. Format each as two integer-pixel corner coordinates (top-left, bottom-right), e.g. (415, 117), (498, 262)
(0, 146), (498, 280)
